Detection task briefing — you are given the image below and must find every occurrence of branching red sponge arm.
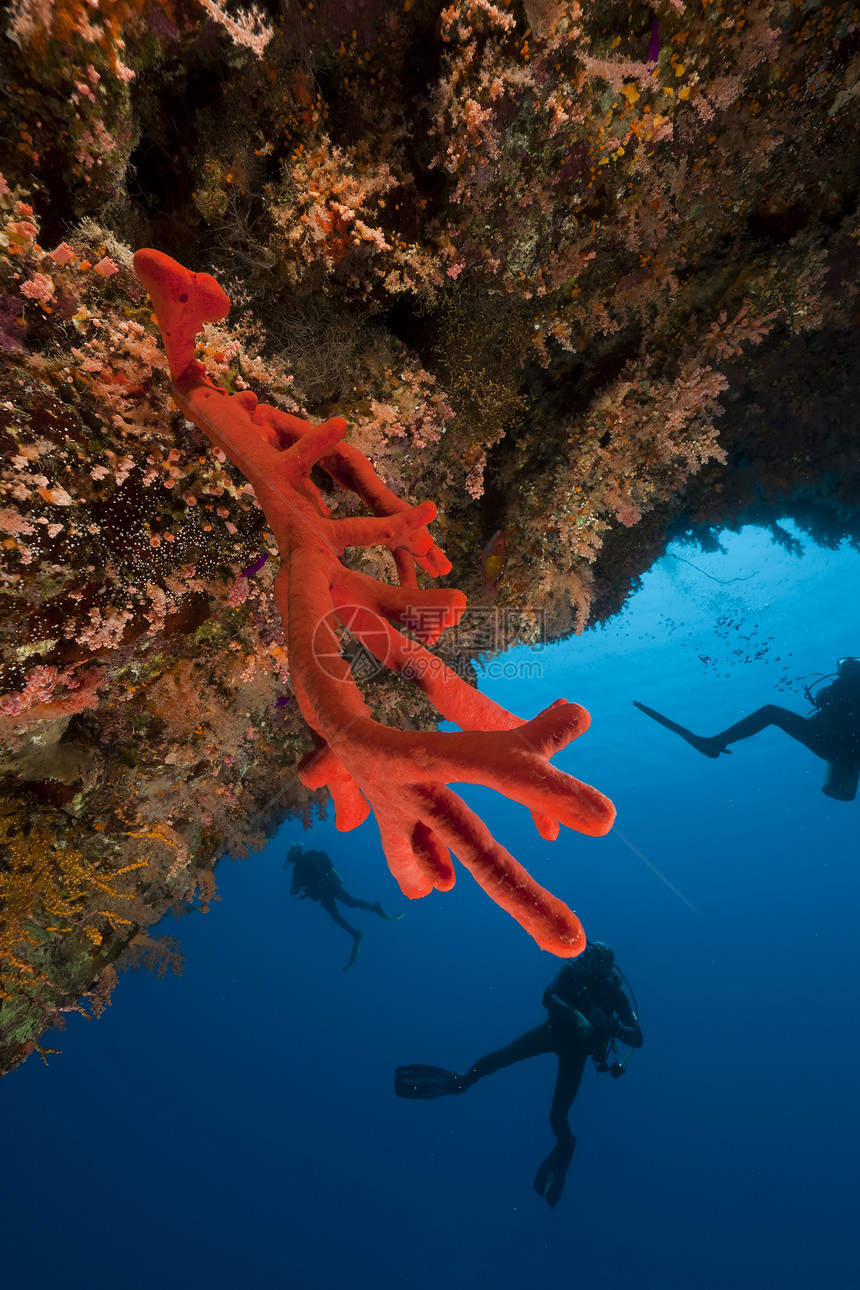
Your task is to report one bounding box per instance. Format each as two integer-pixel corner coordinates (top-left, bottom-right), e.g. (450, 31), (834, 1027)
(133, 247), (617, 957)
(134, 248), (230, 380)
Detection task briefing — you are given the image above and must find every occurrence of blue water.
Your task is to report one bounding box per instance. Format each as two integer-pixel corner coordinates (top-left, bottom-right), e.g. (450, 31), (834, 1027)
(4, 522), (859, 1288)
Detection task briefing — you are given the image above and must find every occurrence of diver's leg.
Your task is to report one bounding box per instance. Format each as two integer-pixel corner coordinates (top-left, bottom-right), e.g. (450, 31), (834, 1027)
(460, 1024), (554, 1090)
(337, 889), (404, 921)
(335, 889), (378, 913)
(635, 701), (827, 759)
(533, 1047), (588, 1209)
(547, 1047), (588, 1140)
(716, 706), (832, 757)
(319, 896), (362, 970)
(319, 895), (361, 938)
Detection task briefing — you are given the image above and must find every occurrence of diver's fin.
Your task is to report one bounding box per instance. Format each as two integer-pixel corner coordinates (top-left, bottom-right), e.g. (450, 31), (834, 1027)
(394, 1065), (464, 1099)
(373, 902), (405, 921)
(632, 701), (726, 759)
(533, 1136), (575, 1210)
(343, 932), (362, 972)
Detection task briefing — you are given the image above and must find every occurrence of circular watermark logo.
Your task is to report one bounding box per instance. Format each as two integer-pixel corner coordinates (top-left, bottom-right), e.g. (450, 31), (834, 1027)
(310, 604), (392, 683)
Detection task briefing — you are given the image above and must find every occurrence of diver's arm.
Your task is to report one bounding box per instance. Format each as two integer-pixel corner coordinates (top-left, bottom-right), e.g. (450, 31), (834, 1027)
(542, 983), (577, 1017)
(548, 992), (580, 1017)
(611, 990), (643, 1048)
(543, 965), (591, 1031)
(543, 987), (592, 1037)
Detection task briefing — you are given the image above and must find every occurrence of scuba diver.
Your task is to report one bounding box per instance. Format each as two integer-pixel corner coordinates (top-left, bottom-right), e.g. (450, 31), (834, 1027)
(634, 655), (860, 801)
(284, 844), (404, 971)
(395, 941), (642, 1210)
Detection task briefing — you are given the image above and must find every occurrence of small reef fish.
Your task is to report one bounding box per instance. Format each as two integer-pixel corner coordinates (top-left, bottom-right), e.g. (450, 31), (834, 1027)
(240, 552), (269, 577)
(480, 529), (508, 596)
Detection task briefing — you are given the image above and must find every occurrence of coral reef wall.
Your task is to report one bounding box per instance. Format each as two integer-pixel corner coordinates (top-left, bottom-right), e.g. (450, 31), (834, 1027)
(1, 0), (859, 1073)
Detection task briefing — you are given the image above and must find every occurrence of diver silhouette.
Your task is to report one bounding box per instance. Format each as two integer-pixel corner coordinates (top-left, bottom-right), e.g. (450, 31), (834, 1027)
(395, 941), (642, 1209)
(284, 844), (403, 971)
(634, 656), (860, 801)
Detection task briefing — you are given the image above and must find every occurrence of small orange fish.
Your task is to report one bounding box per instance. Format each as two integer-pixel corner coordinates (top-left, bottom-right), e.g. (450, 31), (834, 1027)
(480, 529), (508, 596)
